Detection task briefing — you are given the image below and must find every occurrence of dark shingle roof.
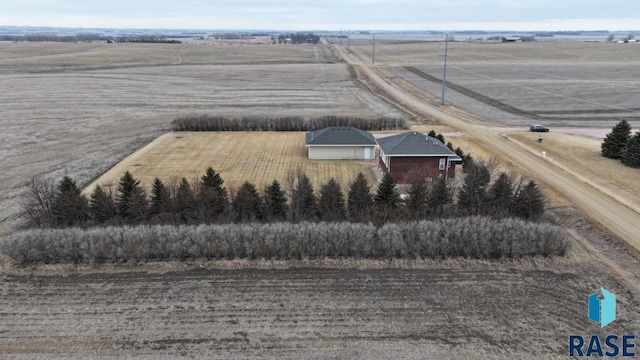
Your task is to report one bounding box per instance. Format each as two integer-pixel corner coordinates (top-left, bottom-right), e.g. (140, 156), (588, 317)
(305, 127), (377, 146)
(377, 132), (462, 160)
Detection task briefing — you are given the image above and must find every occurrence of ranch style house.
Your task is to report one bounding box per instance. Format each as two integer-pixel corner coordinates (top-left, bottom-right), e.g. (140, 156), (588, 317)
(377, 132), (462, 183)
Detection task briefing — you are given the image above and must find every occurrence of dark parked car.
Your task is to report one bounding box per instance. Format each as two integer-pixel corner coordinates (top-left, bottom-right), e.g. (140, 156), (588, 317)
(530, 124), (549, 132)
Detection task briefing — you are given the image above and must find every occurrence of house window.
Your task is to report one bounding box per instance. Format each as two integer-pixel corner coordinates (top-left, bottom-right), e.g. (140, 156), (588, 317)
(439, 158), (446, 170)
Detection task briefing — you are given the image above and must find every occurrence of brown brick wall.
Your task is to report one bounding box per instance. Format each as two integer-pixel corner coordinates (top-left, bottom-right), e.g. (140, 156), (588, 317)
(382, 156), (456, 183)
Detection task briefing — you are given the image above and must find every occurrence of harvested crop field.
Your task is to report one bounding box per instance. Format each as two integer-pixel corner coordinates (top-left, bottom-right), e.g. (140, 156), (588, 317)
(1, 253), (639, 359)
(0, 42), (337, 73)
(85, 132), (380, 194)
(0, 43), (403, 235)
(350, 41), (640, 127)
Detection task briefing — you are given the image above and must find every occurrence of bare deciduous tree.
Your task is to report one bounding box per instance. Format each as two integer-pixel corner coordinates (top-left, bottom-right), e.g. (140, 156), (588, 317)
(23, 176), (56, 227)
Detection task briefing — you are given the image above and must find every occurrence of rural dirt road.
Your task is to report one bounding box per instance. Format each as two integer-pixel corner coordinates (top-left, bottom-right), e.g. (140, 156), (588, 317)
(334, 45), (640, 253)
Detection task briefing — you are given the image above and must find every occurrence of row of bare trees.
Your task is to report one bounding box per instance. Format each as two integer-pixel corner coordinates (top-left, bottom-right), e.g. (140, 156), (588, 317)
(2, 217), (571, 265)
(171, 115), (407, 132)
(0, 34), (181, 43)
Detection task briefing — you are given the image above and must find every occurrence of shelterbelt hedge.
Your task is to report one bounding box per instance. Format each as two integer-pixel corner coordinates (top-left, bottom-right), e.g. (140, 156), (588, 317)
(1, 217), (571, 265)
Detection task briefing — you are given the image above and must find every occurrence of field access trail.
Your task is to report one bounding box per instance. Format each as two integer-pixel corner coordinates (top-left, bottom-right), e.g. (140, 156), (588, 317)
(334, 45), (640, 252)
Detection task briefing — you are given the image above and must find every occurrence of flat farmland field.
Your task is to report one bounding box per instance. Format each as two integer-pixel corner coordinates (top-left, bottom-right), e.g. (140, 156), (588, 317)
(0, 42), (337, 73)
(0, 43), (403, 235)
(4, 40), (640, 360)
(350, 41), (640, 127)
(2, 252), (640, 359)
(85, 132), (380, 195)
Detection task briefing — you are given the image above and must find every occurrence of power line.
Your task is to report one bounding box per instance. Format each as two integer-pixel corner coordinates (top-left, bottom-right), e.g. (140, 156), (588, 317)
(372, 33), (375, 64)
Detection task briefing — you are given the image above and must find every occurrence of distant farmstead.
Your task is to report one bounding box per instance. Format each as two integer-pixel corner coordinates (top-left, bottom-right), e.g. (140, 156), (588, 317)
(305, 126), (377, 160)
(501, 37), (522, 42)
(377, 132), (462, 183)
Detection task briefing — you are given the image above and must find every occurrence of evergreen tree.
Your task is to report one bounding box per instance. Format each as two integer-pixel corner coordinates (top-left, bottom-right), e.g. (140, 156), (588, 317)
(454, 147), (472, 172)
(621, 131), (640, 168)
(52, 176), (88, 226)
(175, 177), (196, 223)
(462, 153), (474, 169)
(290, 173), (317, 221)
(116, 171), (141, 218)
(233, 181), (262, 222)
(454, 147), (465, 160)
(199, 167), (228, 221)
(263, 180), (288, 221)
(88, 185), (116, 223)
(512, 180), (546, 220)
(318, 178), (346, 222)
(375, 173), (398, 207)
(601, 120), (632, 159)
(446, 141), (454, 151)
(347, 173), (374, 222)
(457, 162), (491, 215)
(486, 173), (515, 216)
(126, 187), (148, 223)
(149, 177), (170, 216)
(201, 167), (225, 189)
(428, 177), (451, 215)
(406, 178), (428, 220)
(374, 172), (399, 221)
(427, 130), (437, 138)
(436, 133), (446, 144)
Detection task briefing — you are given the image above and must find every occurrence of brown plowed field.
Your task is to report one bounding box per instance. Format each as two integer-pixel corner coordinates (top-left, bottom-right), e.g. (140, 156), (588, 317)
(2, 261), (639, 359)
(348, 41), (640, 127)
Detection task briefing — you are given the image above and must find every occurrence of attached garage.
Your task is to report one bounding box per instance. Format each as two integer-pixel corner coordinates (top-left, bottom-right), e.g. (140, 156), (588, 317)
(306, 127), (377, 160)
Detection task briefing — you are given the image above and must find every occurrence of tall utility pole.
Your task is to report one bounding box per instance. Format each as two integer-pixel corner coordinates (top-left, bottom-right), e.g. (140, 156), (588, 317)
(441, 34), (449, 105)
(372, 33), (376, 64)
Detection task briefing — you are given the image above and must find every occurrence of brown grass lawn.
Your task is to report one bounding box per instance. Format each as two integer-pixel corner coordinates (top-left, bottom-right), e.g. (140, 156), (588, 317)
(508, 132), (640, 212)
(85, 126), (555, 204)
(85, 132), (380, 196)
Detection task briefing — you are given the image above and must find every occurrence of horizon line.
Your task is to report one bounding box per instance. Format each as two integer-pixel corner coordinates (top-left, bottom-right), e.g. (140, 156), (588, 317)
(1, 25), (638, 33)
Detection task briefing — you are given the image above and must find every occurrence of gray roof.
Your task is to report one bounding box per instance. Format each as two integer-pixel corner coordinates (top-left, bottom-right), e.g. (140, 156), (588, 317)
(305, 126), (377, 146)
(377, 132), (462, 160)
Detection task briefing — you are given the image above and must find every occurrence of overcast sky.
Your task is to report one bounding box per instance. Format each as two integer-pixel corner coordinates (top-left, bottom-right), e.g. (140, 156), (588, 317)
(1, 0), (639, 31)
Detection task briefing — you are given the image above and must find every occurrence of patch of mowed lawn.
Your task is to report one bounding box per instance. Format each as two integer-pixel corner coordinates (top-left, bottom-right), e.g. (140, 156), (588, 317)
(85, 132), (380, 195)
